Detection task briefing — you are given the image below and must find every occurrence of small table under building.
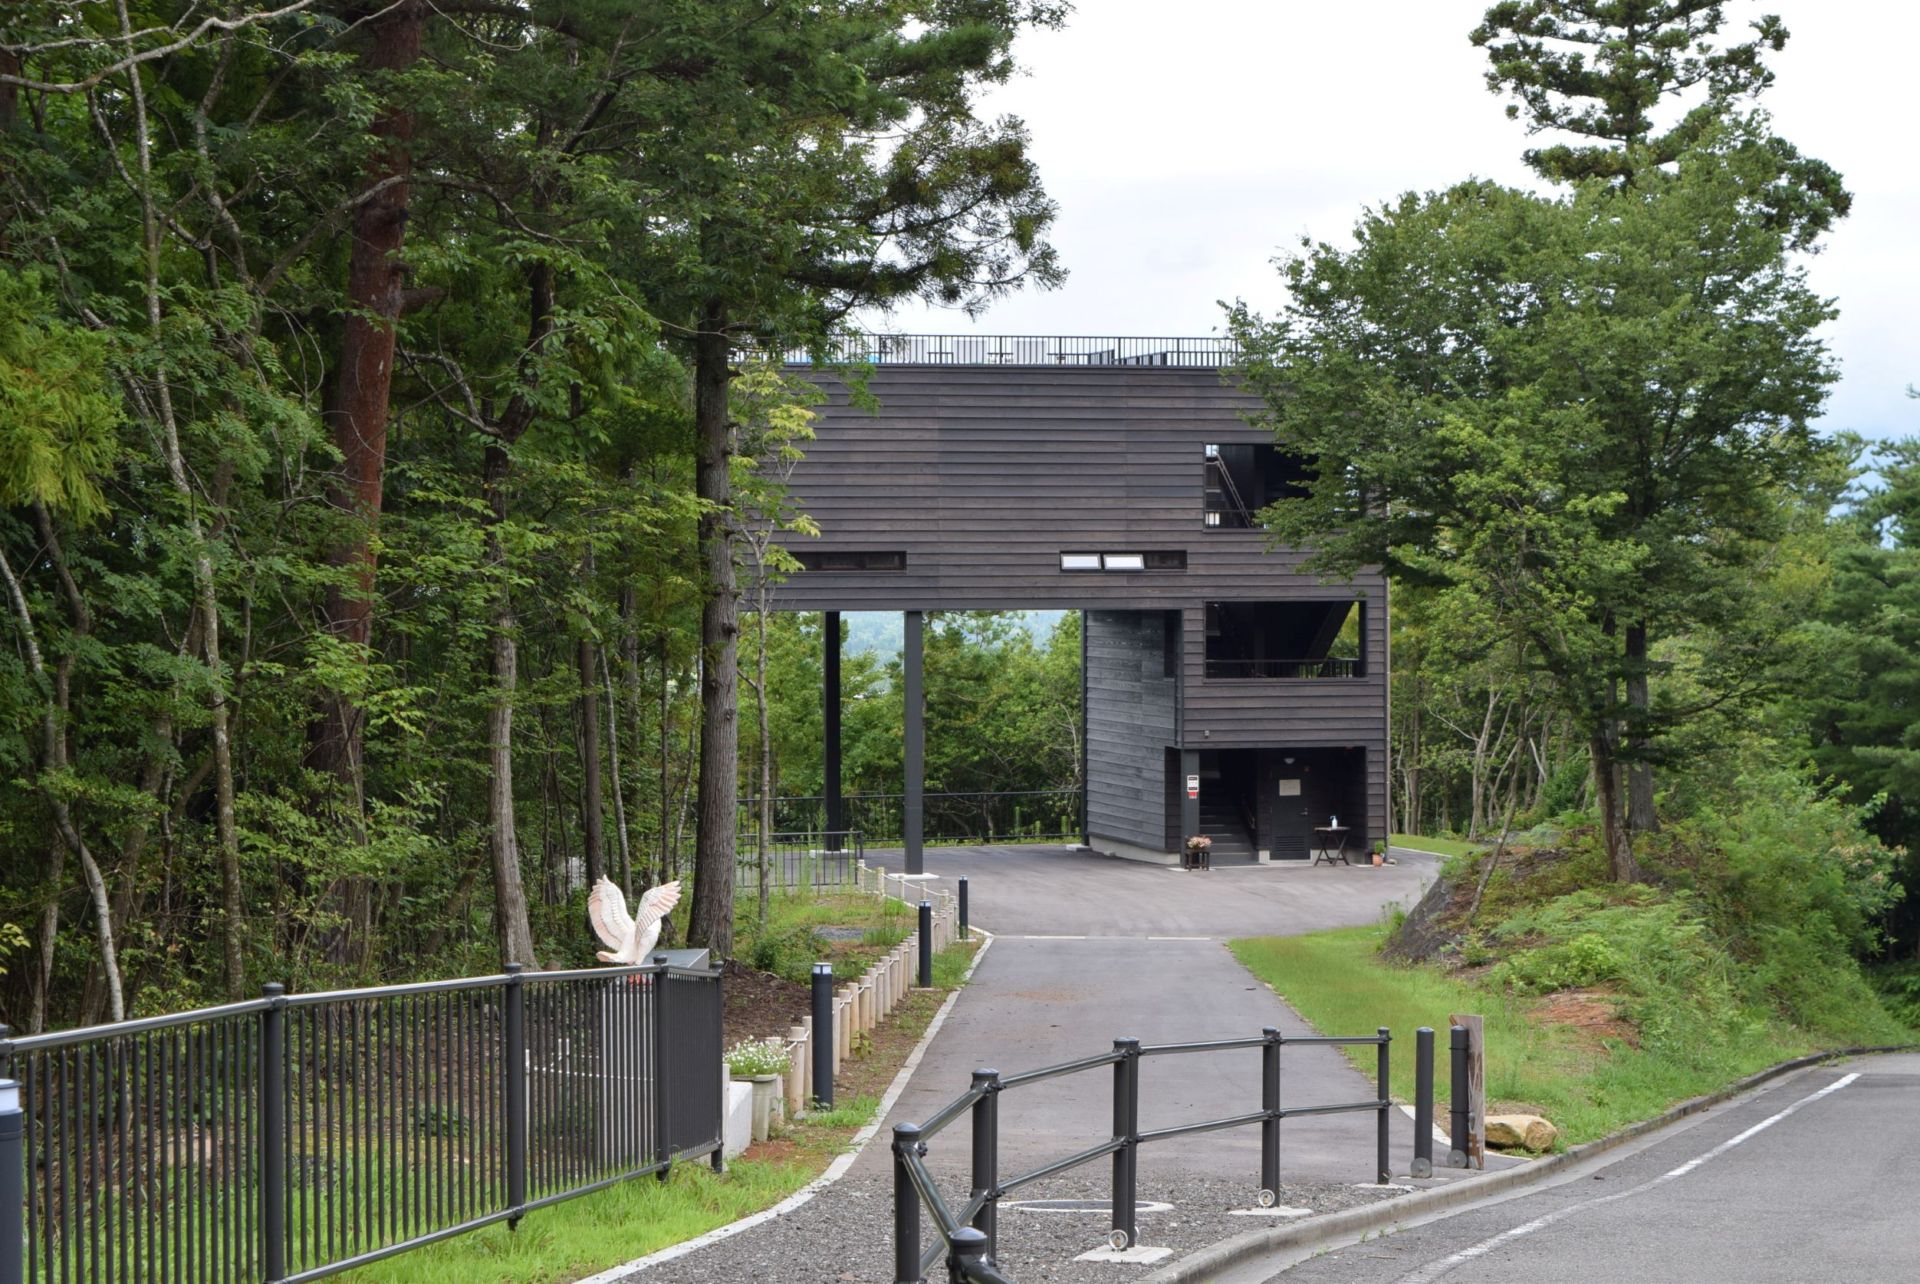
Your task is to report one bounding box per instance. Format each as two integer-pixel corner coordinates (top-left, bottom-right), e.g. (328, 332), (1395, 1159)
(1311, 827), (1353, 866)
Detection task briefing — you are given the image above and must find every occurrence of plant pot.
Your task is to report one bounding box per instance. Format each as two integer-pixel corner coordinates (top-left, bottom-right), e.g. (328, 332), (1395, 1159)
(1372, 852), (1383, 867)
(747, 1074), (780, 1142)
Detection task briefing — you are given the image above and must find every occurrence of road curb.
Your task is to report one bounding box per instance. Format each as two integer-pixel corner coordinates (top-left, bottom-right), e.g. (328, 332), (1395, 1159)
(1141, 1042), (1917, 1283)
(582, 929), (995, 1281)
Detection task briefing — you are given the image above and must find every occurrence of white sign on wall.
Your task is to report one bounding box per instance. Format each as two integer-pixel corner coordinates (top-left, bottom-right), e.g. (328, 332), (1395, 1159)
(1278, 778), (1302, 797)
(1186, 774), (1200, 799)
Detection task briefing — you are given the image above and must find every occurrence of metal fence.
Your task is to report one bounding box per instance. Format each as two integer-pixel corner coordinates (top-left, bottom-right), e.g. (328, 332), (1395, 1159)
(893, 1027), (1402, 1283)
(741, 792), (1082, 847)
(733, 831), (865, 894)
(0, 961), (723, 1283)
(1203, 657), (1365, 680)
(780, 334), (1241, 368)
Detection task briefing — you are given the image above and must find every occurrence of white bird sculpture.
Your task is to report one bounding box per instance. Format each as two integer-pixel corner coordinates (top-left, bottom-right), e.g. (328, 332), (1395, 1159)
(587, 878), (683, 964)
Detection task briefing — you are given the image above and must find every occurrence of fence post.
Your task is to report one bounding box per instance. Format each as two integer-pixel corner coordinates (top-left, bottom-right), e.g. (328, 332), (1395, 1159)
(948, 1226), (991, 1283)
(958, 877), (970, 941)
(1376, 1028), (1391, 1184)
(811, 964), (835, 1110)
(969, 1069), (1000, 1259)
(260, 983), (287, 1281)
(0, 1076), (23, 1284)
(918, 901), (933, 987)
(894, 1122), (924, 1284)
(1260, 1026), (1280, 1203)
(1110, 1038), (1139, 1249)
(1412, 1028), (1434, 1178)
(1449, 1025), (1468, 1168)
(505, 964), (529, 1214)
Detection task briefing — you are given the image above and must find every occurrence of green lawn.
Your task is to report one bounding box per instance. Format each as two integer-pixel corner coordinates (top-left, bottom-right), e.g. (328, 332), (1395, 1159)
(1388, 833), (1486, 859)
(1230, 925), (1820, 1146)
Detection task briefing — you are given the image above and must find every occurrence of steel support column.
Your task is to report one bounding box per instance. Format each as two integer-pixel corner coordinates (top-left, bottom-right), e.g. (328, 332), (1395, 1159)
(1180, 748), (1200, 851)
(824, 611), (843, 850)
(904, 609), (925, 875)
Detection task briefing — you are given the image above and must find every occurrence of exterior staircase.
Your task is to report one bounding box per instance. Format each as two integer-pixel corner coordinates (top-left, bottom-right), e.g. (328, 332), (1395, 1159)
(1196, 793), (1256, 864)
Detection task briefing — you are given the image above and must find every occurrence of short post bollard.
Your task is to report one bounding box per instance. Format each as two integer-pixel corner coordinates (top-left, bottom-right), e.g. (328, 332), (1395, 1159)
(958, 877), (970, 941)
(812, 963), (836, 1110)
(918, 900), (934, 986)
(1375, 1028), (1392, 1185)
(1449, 1025), (1469, 1168)
(0, 1077), (23, 1284)
(1412, 1027), (1435, 1178)
(948, 1227), (992, 1283)
(969, 1070), (1001, 1259)
(894, 1122), (924, 1284)
(1260, 1026), (1281, 1203)
(1110, 1038), (1140, 1250)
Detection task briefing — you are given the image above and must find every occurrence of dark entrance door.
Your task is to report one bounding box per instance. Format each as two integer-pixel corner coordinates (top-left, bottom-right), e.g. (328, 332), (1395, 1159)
(1263, 749), (1355, 860)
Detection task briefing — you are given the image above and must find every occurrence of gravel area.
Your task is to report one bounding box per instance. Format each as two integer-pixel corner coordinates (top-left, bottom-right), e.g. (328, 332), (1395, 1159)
(620, 1171), (1410, 1282)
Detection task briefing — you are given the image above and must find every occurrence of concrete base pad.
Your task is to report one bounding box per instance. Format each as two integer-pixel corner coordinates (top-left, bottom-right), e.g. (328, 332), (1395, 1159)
(1075, 1245), (1174, 1264)
(1227, 1205), (1314, 1217)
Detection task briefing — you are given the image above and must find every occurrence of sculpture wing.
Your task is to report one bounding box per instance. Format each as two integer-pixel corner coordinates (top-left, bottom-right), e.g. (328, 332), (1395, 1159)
(635, 880), (681, 933)
(587, 877), (635, 952)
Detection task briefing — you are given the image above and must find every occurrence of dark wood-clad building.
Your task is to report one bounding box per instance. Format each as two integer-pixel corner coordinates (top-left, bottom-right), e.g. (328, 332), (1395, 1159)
(773, 336), (1389, 870)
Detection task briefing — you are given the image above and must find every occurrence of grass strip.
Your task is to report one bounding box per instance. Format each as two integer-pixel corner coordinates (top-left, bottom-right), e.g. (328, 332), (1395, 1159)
(1229, 925), (1830, 1146)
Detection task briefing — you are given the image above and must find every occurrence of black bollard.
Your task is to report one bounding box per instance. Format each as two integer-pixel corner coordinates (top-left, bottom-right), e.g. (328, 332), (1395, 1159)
(1449, 1025), (1469, 1168)
(918, 900), (933, 987)
(812, 963), (835, 1110)
(1413, 1027), (1434, 1178)
(958, 877), (970, 941)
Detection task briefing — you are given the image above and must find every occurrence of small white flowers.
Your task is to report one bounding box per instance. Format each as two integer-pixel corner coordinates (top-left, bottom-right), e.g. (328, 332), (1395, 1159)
(725, 1036), (791, 1078)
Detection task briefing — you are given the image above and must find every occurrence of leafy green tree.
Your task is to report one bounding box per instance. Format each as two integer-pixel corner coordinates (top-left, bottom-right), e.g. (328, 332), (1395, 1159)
(1231, 123), (1840, 883)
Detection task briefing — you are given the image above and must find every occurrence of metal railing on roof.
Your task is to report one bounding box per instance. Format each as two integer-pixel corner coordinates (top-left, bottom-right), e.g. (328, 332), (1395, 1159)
(781, 334), (1241, 368)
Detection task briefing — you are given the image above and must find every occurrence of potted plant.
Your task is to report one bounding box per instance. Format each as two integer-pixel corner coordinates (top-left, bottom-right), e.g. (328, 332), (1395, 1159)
(1371, 840), (1386, 867)
(1183, 834), (1213, 871)
(726, 1037), (791, 1142)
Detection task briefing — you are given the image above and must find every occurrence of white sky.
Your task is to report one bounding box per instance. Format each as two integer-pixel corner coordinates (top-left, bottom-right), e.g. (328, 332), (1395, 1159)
(882, 1), (1919, 443)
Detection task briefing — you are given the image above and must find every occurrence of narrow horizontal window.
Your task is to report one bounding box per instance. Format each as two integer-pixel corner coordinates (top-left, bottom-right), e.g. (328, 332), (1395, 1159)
(1060, 553), (1103, 571)
(1143, 550), (1187, 570)
(1060, 551), (1187, 572)
(795, 549), (906, 572)
(1102, 553), (1146, 572)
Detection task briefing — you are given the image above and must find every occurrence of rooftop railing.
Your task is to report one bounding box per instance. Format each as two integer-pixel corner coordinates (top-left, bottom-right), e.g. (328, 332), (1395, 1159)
(782, 334), (1241, 368)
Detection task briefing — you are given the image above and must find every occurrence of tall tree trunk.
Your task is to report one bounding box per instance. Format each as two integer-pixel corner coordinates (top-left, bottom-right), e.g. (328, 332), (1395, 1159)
(483, 440), (538, 966)
(577, 553), (606, 887)
(310, 0), (424, 962)
(601, 649), (632, 889)
(657, 632), (673, 883)
(753, 597), (773, 927)
(1589, 732), (1641, 884)
(688, 310), (738, 956)
(1624, 621), (1658, 834)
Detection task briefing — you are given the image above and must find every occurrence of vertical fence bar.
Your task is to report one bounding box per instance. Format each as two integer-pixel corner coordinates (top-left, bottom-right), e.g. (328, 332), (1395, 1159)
(1260, 1027), (1280, 1202)
(504, 966), (527, 1223)
(1412, 1028), (1434, 1178)
(957, 878), (970, 941)
(811, 965), (835, 1111)
(1, 1076), (22, 1284)
(968, 1070), (999, 1260)
(893, 1123), (922, 1284)
(1375, 1028), (1391, 1185)
(1449, 1026), (1468, 1169)
(917, 903), (933, 987)
(1111, 1039), (1139, 1249)
(259, 986), (286, 1283)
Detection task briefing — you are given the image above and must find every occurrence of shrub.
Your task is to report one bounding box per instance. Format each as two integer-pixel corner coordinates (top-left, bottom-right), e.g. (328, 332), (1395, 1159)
(726, 1037), (791, 1078)
(745, 926), (825, 984)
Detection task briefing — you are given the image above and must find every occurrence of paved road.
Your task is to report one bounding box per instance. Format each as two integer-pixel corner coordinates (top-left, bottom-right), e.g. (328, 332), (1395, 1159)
(860, 845), (1455, 1186)
(1241, 1053), (1920, 1284)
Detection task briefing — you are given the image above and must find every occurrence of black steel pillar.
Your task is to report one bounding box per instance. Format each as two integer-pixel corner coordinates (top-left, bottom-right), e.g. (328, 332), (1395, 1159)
(1111, 1038), (1140, 1249)
(1376, 1028), (1392, 1185)
(1179, 748), (1200, 850)
(904, 609), (925, 874)
(1260, 1026), (1281, 1201)
(824, 611), (843, 851)
(958, 877), (970, 941)
(969, 1069), (1000, 1259)
(812, 963), (836, 1110)
(1413, 1027), (1435, 1178)
(894, 1123), (924, 1284)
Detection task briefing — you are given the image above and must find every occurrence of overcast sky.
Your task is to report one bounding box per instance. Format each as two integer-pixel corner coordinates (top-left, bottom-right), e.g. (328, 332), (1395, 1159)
(882, 1), (1918, 444)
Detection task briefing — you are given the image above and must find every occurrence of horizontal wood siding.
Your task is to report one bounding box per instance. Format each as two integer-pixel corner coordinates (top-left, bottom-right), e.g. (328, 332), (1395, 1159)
(1085, 611), (1177, 851)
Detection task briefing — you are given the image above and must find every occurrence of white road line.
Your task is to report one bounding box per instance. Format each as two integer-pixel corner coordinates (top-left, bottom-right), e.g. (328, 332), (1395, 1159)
(1020, 934), (1088, 940)
(1392, 1073), (1859, 1284)
(1147, 935), (1214, 941)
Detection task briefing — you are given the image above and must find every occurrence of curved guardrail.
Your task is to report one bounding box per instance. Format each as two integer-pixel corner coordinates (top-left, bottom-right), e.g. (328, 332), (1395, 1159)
(891, 1027), (1398, 1283)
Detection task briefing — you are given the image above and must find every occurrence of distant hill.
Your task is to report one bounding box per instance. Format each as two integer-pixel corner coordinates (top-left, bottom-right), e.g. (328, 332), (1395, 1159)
(843, 610), (1068, 656)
